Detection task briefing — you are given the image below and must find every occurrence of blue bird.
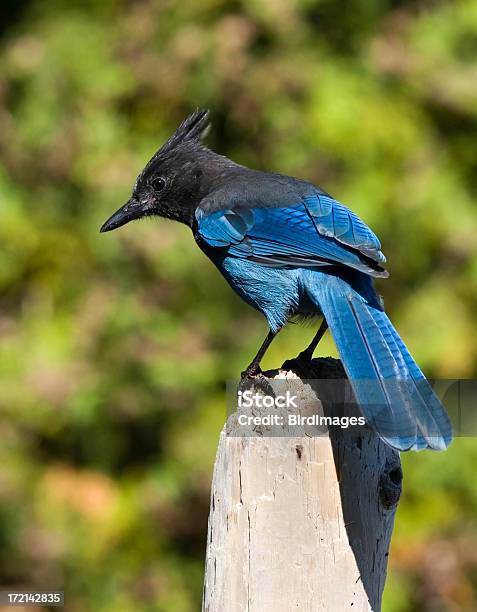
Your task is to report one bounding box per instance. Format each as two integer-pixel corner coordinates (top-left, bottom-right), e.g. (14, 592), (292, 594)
(101, 109), (452, 452)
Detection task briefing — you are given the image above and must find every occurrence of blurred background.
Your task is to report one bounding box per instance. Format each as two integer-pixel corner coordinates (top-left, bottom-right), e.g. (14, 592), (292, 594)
(0, 0), (477, 610)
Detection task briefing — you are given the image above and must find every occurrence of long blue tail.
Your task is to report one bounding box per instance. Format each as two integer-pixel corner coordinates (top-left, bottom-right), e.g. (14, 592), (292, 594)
(305, 271), (453, 451)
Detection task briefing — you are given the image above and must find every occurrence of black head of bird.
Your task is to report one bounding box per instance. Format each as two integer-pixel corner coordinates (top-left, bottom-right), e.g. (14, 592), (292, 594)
(100, 109), (237, 232)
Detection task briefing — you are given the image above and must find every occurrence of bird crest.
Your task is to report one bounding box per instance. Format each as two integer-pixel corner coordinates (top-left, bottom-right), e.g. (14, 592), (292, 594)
(156, 108), (210, 158)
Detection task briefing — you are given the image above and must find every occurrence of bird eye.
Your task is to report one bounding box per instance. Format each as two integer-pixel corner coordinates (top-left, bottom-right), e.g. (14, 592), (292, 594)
(151, 177), (166, 192)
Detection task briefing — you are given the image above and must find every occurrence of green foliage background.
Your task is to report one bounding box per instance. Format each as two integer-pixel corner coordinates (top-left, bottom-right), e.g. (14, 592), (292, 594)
(1, 1), (477, 610)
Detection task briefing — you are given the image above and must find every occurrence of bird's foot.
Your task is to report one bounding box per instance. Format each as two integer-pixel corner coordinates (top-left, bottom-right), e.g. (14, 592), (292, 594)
(239, 364), (275, 398)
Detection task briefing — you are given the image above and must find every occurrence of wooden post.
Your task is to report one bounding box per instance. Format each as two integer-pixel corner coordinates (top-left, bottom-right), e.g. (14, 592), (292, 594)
(202, 358), (402, 612)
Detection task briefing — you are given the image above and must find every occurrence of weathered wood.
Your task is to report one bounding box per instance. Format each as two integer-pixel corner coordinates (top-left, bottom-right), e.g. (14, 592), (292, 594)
(203, 358), (402, 612)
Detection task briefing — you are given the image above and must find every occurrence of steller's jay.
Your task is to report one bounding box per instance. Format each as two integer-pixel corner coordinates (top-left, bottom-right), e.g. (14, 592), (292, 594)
(101, 109), (452, 451)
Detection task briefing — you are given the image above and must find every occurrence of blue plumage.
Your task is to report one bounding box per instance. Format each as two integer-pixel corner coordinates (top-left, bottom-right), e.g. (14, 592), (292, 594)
(196, 196), (387, 277)
(101, 109), (452, 452)
(196, 197), (452, 451)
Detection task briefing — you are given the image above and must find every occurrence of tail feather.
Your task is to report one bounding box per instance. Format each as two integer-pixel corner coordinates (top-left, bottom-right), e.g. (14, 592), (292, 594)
(388, 325), (452, 449)
(306, 272), (453, 451)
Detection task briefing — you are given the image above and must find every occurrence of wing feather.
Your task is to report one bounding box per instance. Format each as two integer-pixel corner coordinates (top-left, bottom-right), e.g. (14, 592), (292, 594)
(196, 198), (388, 278)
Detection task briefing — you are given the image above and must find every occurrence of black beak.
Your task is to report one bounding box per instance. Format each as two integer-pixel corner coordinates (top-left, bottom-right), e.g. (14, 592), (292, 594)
(100, 198), (143, 233)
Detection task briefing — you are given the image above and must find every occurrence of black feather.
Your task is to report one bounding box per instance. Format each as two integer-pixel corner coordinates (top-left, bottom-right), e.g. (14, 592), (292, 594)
(156, 108), (210, 157)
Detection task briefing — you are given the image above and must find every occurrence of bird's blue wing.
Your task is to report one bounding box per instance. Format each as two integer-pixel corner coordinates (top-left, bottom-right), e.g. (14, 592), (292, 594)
(303, 193), (384, 264)
(196, 193), (387, 278)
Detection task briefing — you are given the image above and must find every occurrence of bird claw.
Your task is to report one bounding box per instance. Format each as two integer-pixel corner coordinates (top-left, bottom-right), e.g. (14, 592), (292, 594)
(239, 368), (275, 398)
